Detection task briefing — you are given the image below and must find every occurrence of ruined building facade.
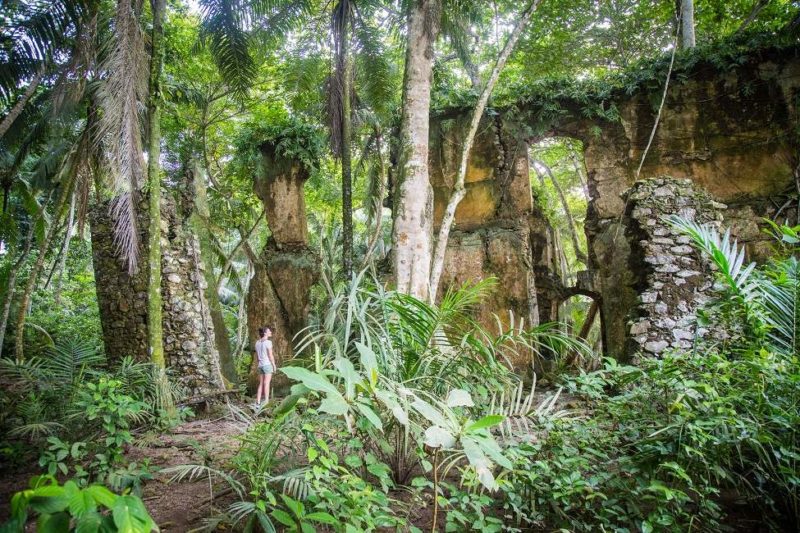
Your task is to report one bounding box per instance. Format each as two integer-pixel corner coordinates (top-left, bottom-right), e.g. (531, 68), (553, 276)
(432, 44), (799, 361)
(90, 43), (799, 389)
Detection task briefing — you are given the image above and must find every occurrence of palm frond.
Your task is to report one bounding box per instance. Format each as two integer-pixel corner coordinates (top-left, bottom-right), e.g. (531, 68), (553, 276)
(761, 257), (799, 356)
(95, 0), (147, 274)
(490, 377), (570, 442)
(162, 463), (246, 499)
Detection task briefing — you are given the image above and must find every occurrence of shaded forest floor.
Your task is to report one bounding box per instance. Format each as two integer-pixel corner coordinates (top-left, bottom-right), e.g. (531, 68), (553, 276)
(0, 396), (780, 532)
(0, 406), (245, 531)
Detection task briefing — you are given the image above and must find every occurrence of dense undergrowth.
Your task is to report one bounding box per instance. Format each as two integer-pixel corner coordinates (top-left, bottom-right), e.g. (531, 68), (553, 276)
(1, 219), (798, 532)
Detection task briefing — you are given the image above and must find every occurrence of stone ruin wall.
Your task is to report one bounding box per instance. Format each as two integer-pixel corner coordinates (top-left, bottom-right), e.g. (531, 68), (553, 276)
(433, 43), (799, 362)
(90, 196), (225, 395)
(245, 144), (319, 392)
(89, 45), (800, 383)
(566, 44), (800, 359)
(625, 177), (724, 356)
(429, 113), (559, 370)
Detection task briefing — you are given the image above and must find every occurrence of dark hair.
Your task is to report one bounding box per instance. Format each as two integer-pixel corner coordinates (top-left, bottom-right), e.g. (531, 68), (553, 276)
(258, 327), (266, 338)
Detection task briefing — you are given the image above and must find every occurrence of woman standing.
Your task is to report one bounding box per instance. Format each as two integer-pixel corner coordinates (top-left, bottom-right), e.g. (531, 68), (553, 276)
(254, 326), (276, 407)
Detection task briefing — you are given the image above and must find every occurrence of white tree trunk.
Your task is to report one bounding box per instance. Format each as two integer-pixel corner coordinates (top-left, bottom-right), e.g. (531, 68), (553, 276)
(681, 0), (695, 48)
(428, 0), (543, 302)
(392, 0), (441, 300)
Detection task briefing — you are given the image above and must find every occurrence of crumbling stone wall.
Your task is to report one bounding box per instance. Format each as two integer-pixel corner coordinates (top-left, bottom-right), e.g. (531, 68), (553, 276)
(429, 113), (559, 368)
(434, 43), (799, 362)
(547, 44), (800, 358)
(625, 177), (723, 356)
(427, 112), (597, 366)
(90, 196), (225, 394)
(246, 144), (319, 390)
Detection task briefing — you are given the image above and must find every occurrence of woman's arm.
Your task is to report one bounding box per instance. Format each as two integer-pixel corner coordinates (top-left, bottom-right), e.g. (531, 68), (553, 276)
(268, 346), (276, 369)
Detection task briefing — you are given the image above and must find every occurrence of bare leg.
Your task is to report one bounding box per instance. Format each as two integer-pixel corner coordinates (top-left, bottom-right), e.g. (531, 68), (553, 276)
(263, 374), (272, 404)
(256, 374), (265, 404)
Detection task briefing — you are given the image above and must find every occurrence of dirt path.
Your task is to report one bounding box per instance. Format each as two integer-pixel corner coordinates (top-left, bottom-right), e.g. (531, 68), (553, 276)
(0, 407), (246, 531)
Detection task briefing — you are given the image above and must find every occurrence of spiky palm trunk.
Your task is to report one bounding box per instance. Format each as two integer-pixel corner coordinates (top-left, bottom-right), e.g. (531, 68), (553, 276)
(392, 0), (441, 300)
(333, 0), (353, 279)
(341, 39), (353, 280)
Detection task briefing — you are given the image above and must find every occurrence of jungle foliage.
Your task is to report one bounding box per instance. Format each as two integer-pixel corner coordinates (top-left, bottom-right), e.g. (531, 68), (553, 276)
(1, 0), (799, 530)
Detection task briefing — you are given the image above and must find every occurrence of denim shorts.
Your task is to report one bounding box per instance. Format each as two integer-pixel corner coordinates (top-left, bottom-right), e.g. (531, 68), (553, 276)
(258, 363), (274, 375)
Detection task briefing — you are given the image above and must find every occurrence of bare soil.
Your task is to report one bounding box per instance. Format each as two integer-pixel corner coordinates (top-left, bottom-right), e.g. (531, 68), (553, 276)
(0, 404), (246, 531)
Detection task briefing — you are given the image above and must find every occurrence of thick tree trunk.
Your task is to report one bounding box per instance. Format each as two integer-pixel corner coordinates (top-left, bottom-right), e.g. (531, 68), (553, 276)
(146, 0), (166, 371)
(536, 160), (587, 264)
(0, 222), (36, 358)
(0, 70), (43, 140)
(680, 0), (695, 48)
(428, 0), (542, 301)
(392, 0), (441, 300)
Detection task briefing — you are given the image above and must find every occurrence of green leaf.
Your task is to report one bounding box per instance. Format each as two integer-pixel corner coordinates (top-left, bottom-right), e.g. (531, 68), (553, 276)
(85, 485), (117, 508)
(280, 494), (305, 518)
(354, 401), (383, 431)
(37, 511), (70, 533)
(271, 509), (295, 527)
(306, 512), (337, 525)
(423, 426), (456, 449)
(281, 367), (340, 396)
(375, 390), (408, 426)
(29, 486), (68, 515)
(75, 510), (103, 533)
(412, 398), (449, 427)
(446, 389), (474, 408)
(319, 395), (349, 416)
(332, 358), (360, 399)
(466, 415), (504, 433)
(355, 342), (379, 386)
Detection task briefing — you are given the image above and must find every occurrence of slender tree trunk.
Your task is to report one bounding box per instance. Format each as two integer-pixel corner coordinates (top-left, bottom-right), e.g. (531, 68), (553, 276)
(0, 69), (43, 140)
(392, 0), (441, 300)
(215, 212), (264, 296)
(361, 128), (387, 269)
(536, 161), (587, 264)
(146, 0), (166, 370)
(735, 0), (770, 34)
(0, 222), (36, 358)
(569, 148), (589, 198)
(190, 164), (237, 385)
(14, 179), (74, 360)
(428, 0), (542, 301)
(578, 300), (598, 340)
(680, 0), (695, 48)
(340, 8), (354, 280)
(146, 0), (174, 412)
(53, 193), (77, 305)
